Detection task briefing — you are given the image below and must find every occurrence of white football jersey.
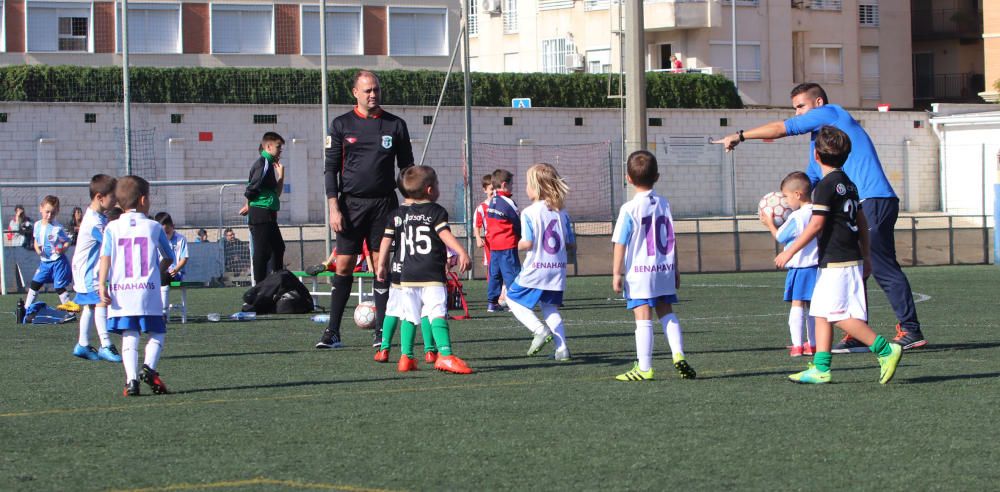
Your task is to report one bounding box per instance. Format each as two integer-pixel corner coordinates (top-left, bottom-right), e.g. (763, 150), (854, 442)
(775, 204), (819, 268)
(72, 208), (107, 293)
(101, 212), (175, 318)
(612, 190), (677, 299)
(167, 232), (189, 273)
(515, 201), (575, 292)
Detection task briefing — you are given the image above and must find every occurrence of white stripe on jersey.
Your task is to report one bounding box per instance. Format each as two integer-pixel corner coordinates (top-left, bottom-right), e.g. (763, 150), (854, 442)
(612, 190), (677, 300)
(101, 212), (175, 318)
(72, 208), (107, 293)
(515, 201), (574, 292)
(168, 232), (189, 273)
(35, 221), (69, 262)
(775, 204), (819, 268)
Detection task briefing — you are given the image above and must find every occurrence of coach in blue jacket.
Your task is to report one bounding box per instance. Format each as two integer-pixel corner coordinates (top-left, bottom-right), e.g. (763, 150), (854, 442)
(713, 83), (926, 352)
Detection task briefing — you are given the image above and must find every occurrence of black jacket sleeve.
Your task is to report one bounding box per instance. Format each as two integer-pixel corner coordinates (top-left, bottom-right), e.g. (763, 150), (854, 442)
(396, 119), (415, 170)
(325, 118), (343, 199)
(244, 157), (266, 201)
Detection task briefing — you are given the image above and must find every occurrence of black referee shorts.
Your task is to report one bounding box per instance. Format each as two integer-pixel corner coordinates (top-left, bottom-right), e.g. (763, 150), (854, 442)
(336, 194), (398, 255)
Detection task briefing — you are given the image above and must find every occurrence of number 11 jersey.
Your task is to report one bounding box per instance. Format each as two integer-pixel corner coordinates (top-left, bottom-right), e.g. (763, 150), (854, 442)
(101, 211), (176, 318)
(612, 190), (677, 300)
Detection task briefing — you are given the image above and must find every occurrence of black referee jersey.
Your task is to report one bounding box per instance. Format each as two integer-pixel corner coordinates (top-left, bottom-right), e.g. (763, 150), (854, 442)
(325, 107), (414, 199)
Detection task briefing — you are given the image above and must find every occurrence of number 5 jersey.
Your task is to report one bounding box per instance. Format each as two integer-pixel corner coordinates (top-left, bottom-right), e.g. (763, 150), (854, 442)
(101, 211), (176, 318)
(385, 201), (451, 287)
(612, 190), (678, 300)
(515, 201), (574, 292)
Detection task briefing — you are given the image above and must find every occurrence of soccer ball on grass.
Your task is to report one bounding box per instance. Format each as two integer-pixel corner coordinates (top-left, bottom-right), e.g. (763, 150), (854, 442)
(353, 301), (377, 330)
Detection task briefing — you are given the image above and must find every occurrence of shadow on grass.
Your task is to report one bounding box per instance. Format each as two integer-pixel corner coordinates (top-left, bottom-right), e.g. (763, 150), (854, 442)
(912, 341), (1000, 353)
(901, 372), (1000, 384)
(172, 377), (404, 395)
(166, 350), (306, 360)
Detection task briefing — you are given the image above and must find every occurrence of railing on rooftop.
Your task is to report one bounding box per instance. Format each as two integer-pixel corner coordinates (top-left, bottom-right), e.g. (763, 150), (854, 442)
(914, 72), (986, 101)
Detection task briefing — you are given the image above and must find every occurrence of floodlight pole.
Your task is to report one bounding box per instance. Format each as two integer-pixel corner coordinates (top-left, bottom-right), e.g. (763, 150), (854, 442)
(731, 0), (738, 90)
(462, 0), (475, 278)
(623, 0), (646, 158)
(320, 0), (331, 256)
(122, 0), (132, 174)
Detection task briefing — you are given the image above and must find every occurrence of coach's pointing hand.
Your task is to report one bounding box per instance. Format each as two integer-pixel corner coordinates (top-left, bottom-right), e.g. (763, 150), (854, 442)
(712, 134), (741, 152)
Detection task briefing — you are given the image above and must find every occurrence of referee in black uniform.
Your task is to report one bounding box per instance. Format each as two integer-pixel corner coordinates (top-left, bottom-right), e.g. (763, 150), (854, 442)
(316, 70), (414, 349)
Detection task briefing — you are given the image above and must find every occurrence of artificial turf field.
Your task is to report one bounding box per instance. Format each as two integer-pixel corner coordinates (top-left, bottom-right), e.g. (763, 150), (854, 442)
(2, 265), (999, 491)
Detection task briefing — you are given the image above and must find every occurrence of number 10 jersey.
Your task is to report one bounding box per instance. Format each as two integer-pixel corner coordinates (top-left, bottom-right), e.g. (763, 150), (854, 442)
(101, 211), (176, 318)
(612, 190), (677, 300)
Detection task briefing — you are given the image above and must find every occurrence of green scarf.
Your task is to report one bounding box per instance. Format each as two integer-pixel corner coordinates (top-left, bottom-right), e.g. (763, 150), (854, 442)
(248, 151), (279, 211)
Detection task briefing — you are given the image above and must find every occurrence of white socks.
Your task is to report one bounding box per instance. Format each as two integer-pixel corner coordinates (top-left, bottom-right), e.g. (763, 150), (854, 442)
(160, 286), (170, 315)
(121, 330), (140, 382)
(25, 289), (38, 307)
(78, 306), (93, 347)
(806, 312), (816, 346)
(94, 306), (111, 347)
(540, 304), (567, 352)
(635, 320), (654, 371)
(508, 299), (549, 336)
(508, 300), (569, 353)
(661, 313), (685, 360)
(144, 332), (165, 370)
(58, 291), (71, 305)
(788, 306), (805, 347)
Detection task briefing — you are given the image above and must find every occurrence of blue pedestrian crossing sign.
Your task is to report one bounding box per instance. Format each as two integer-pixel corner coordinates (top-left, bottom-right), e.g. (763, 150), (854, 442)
(511, 98), (532, 109)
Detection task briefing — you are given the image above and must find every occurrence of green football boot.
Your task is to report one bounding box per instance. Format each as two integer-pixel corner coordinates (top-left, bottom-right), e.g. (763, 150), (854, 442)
(615, 362), (654, 382)
(878, 343), (903, 384)
(789, 363), (831, 384)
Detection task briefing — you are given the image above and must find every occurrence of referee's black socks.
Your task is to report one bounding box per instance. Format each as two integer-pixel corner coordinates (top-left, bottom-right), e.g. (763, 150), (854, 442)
(326, 274), (354, 334)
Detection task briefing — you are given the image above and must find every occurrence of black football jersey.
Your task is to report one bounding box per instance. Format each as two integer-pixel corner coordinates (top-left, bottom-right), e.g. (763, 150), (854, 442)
(384, 201), (449, 286)
(812, 169), (863, 266)
(384, 204), (409, 286)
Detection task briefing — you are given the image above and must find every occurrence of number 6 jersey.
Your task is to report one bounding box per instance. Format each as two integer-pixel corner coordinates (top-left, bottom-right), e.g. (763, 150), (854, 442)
(516, 201), (574, 292)
(101, 211), (176, 317)
(612, 190), (677, 300)
(384, 201), (450, 287)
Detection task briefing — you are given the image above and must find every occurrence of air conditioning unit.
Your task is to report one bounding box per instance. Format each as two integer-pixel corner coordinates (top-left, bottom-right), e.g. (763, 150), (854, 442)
(483, 0), (502, 14)
(565, 53), (585, 71)
(791, 0), (806, 8)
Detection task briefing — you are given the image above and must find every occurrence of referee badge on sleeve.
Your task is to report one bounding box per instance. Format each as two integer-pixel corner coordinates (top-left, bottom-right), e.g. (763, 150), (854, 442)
(381, 136), (393, 149)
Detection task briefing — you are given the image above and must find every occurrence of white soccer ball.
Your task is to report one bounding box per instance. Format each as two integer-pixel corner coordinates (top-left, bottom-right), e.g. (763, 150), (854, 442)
(353, 301), (377, 330)
(758, 191), (792, 227)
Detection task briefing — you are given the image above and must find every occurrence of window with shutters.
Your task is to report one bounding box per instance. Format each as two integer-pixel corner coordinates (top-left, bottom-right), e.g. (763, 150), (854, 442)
(116, 3), (181, 54)
(808, 45), (843, 83)
(858, 1), (878, 27)
(388, 7), (447, 56)
(538, 0), (573, 11)
(502, 0), (517, 34)
(301, 6), (362, 55)
(468, 0), (478, 36)
(541, 38), (575, 73)
(709, 42), (762, 82)
(27, 2), (92, 52)
(861, 46), (879, 99)
(211, 4), (274, 54)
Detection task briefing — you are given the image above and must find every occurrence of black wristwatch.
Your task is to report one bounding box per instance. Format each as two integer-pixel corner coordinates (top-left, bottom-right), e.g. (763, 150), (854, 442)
(738, 130), (746, 142)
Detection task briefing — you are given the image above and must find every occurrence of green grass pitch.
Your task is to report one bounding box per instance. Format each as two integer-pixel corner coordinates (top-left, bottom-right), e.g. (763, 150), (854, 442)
(2, 265), (1000, 491)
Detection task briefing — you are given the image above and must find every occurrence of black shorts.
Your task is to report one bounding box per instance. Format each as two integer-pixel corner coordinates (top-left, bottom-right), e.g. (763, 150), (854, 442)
(336, 194), (398, 255)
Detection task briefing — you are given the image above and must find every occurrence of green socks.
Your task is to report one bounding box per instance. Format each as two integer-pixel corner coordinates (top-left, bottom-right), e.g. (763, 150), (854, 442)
(379, 315), (399, 351)
(400, 321), (416, 357)
(431, 317), (452, 356)
(813, 351), (833, 373)
(869, 335), (893, 357)
(421, 317), (437, 354)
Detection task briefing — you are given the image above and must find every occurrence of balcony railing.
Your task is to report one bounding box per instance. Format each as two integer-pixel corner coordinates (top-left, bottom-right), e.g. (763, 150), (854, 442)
(911, 8), (982, 39)
(914, 73), (985, 100)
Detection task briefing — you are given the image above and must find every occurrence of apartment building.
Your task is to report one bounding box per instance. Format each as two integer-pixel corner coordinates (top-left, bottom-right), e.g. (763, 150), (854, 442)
(981, 0), (997, 102)
(470, 0), (914, 109)
(911, 0), (986, 105)
(0, 0), (460, 69)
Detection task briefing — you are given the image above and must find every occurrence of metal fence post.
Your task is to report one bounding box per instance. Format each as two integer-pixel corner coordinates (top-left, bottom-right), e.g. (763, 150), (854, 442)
(948, 215), (955, 265)
(695, 219), (703, 273)
(911, 217), (918, 266)
(0, 188), (6, 296)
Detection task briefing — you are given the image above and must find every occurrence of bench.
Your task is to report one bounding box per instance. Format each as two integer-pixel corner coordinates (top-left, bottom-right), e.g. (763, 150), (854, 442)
(167, 280), (202, 323)
(292, 271), (375, 307)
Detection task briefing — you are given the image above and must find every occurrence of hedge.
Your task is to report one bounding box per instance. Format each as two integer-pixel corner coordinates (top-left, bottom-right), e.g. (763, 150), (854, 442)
(0, 65), (742, 109)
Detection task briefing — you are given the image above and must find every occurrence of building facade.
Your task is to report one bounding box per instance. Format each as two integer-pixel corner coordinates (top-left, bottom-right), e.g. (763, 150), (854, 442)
(911, 0), (986, 106)
(983, 0), (998, 102)
(0, 0), (460, 69)
(470, 0), (914, 109)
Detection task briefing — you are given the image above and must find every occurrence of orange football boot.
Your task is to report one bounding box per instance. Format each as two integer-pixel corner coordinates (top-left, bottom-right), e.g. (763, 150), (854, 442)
(434, 355), (473, 374)
(374, 349), (390, 363)
(397, 354), (419, 372)
(424, 351), (438, 364)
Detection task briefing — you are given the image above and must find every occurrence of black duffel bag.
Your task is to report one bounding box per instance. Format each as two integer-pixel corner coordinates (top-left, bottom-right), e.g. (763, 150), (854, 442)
(241, 270), (314, 314)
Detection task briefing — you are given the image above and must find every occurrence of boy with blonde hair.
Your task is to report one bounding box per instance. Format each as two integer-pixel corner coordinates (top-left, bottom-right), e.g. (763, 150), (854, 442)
(24, 196), (73, 312)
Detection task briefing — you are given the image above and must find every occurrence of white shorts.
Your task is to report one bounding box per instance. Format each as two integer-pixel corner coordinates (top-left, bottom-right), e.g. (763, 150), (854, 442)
(399, 285), (448, 324)
(385, 287), (405, 319)
(809, 264), (867, 323)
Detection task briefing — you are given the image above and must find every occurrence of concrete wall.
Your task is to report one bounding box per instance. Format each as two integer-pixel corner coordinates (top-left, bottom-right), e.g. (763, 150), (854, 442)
(0, 102), (940, 228)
